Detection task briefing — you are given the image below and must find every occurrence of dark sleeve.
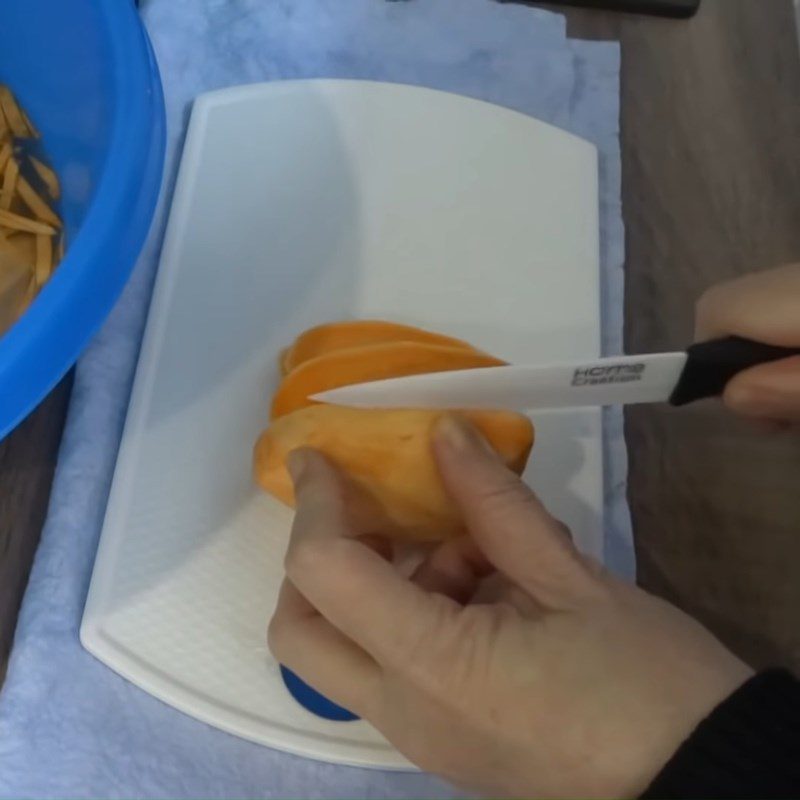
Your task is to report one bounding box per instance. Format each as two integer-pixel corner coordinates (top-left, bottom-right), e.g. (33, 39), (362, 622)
(641, 669), (800, 799)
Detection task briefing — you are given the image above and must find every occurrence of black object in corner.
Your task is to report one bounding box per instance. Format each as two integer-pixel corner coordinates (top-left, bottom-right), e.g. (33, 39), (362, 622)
(669, 336), (800, 406)
(499, 0), (700, 18)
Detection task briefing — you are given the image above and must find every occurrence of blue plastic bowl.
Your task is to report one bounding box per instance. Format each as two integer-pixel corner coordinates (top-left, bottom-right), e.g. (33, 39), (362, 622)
(0, 0), (166, 439)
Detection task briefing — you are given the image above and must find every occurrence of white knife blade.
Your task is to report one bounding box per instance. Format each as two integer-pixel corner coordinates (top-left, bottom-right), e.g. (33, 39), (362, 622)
(312, 352), (689, 411)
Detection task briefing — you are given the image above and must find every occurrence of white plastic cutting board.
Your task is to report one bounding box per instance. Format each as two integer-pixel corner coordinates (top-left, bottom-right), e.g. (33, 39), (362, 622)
(81, 80), (601, 769)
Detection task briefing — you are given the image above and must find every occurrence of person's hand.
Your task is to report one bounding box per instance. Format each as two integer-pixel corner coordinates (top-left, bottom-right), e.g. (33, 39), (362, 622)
(696, 263), (800, 425)
(268, 417), (752, 799)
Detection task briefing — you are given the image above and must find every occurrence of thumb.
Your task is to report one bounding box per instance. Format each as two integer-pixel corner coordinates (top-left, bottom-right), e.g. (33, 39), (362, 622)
(723, 356), (800, 423)
(432, 415), (597, 608)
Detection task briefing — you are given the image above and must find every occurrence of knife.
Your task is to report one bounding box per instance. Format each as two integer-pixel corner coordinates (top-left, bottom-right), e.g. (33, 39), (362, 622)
(312, 336), (800, 411)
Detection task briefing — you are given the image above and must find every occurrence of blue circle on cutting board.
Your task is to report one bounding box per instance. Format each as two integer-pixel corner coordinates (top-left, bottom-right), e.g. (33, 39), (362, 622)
(280, 666), (360, 722)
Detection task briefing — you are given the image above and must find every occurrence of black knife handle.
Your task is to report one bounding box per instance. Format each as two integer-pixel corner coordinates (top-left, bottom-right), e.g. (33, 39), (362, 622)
(497, 0), (700, 19)
(668, 336), (800, 406)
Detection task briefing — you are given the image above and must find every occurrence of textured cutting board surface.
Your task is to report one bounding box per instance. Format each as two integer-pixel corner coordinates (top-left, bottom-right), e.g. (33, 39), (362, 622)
(81, 80), (600, 768)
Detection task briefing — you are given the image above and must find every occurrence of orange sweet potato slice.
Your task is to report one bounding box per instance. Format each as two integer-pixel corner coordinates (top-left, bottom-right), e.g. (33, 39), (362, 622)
(254, 406), (533, 542)
(279, 320), (479, 376)
(271, 341), (505, 419)
(35, 233), (53, 287)
(0, 156), (18, 212)
(29, 156), (60, 200)
(0, 85), (63, 330)
(0, 207), (56, 236)
(0, 242), (31, 335)
(6, 231), (35, 266)
(0, 142), (12, 174)
(0, 87), (31, 138)
(17, 175), (61, 228)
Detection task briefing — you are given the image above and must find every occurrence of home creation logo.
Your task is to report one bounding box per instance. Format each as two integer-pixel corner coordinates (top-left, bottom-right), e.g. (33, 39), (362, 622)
(571, 363), (646, 386)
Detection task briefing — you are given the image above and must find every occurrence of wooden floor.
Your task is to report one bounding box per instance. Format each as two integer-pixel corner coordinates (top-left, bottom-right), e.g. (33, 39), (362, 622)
(1, 0), (799, 679)
(0, 376), (71, 681)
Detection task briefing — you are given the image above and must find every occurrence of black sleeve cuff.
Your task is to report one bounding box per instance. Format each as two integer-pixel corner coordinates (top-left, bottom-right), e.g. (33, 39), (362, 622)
(642, 669), (800, 799)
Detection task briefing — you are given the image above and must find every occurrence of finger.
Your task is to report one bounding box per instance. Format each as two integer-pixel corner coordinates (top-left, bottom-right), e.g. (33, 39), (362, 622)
(286, 449), (459, 665)
(551, 517), (573, 543)
(287, 447), (390, 539)
(411, 535), (494, 604)
(476, 574), (543, 614)
(268, 579), (382, 716)
(744, 417), (792, 435)
(358, 533), (393, 561)
(433, 416), (597, 608)
(723, 356), (800, 422)
(695, 263), (800, 343)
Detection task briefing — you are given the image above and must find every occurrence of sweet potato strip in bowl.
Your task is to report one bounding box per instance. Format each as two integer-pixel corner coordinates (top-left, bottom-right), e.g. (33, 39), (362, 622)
(0, 84), (63, 336)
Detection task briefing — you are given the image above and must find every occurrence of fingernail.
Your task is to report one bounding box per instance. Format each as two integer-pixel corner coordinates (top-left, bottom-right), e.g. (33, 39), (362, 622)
(286, 449), (309, 482)
(436, 415), (497, 458)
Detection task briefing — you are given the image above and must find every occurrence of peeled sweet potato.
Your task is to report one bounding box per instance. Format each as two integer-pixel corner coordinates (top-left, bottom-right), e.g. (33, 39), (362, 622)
(254, 406), (534, 541)
(271, 341), (505, 419)
(279, 320), (478, 376)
